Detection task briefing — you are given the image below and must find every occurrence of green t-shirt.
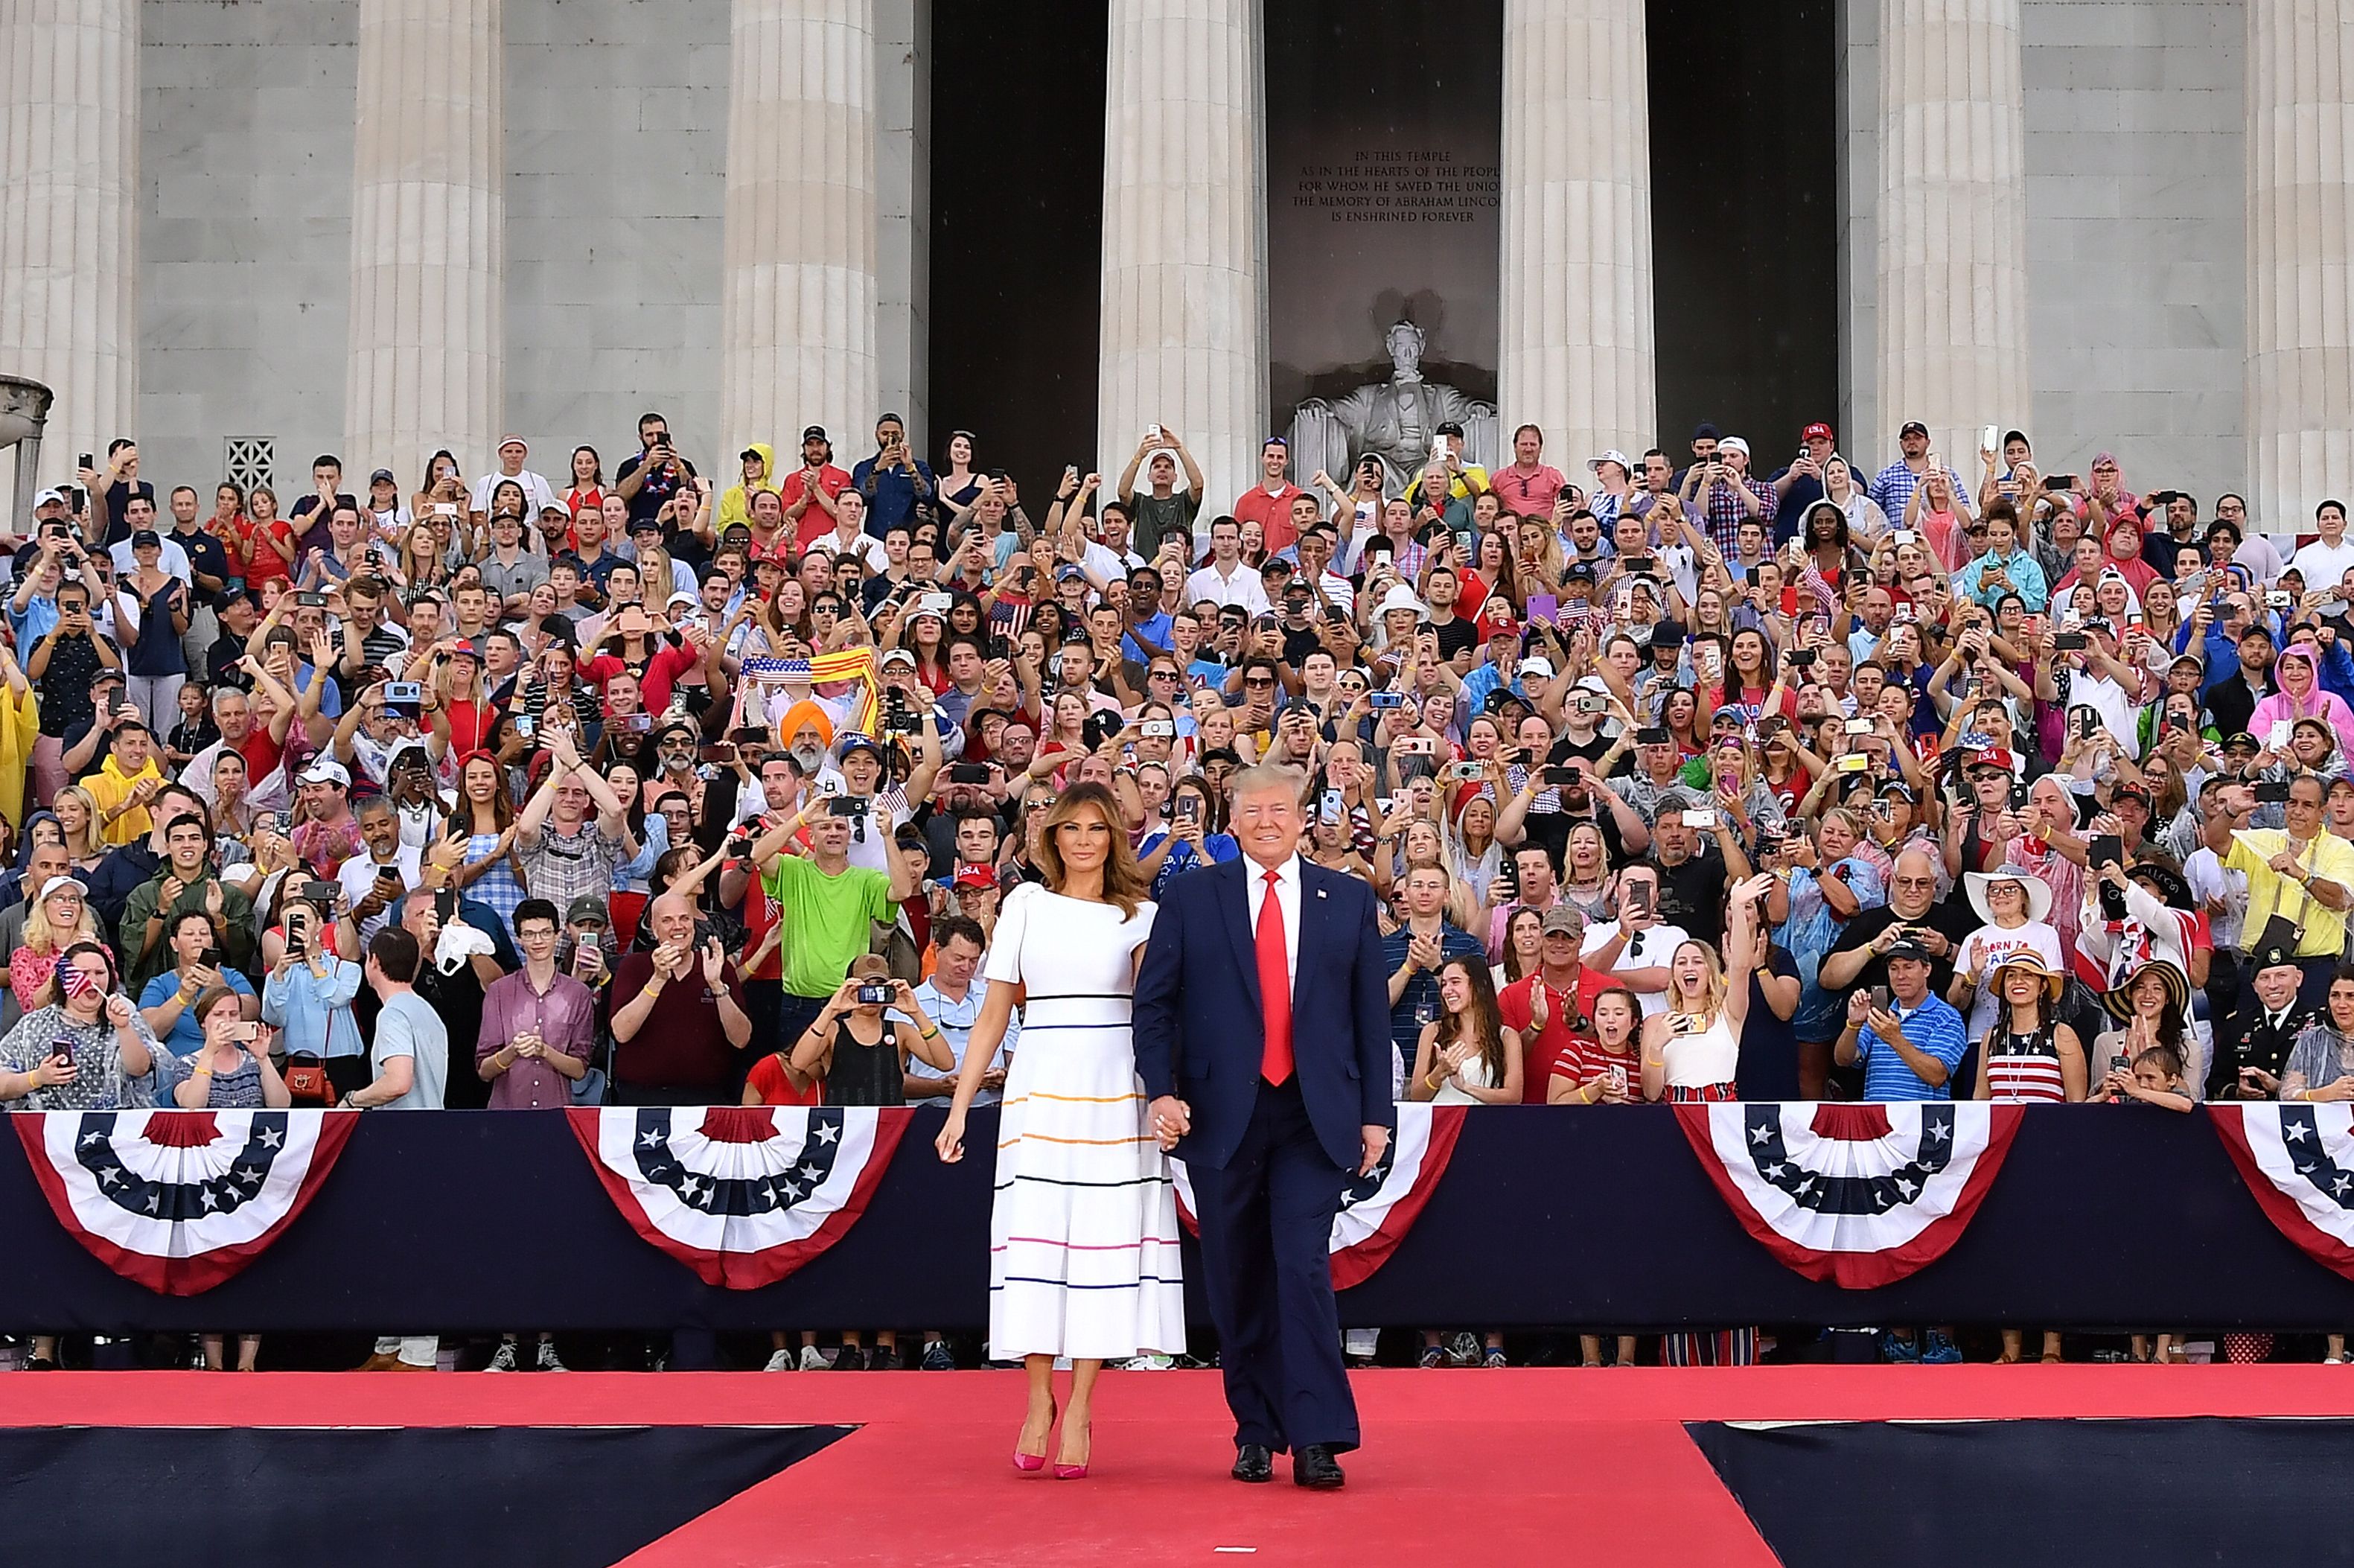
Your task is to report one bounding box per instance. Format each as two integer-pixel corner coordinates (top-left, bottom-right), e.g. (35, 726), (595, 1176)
(766, 854), (894, 999)
(1127, 488), (1200, 559)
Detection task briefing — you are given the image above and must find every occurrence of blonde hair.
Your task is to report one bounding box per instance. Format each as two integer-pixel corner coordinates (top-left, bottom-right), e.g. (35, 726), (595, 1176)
(1666, 938), (1729, 1025)
(53, 784), (101, 858)
(24, 882), (98, 958)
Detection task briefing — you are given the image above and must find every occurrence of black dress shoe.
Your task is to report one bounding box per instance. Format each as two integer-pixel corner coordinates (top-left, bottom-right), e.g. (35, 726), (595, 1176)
(1293, 1444), (1345, 1489)
(1231, 1443), (1274, 1482)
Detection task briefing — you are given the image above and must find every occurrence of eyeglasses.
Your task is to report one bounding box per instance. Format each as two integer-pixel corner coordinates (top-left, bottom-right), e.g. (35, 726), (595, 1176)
(1243, 677), (1276, 689)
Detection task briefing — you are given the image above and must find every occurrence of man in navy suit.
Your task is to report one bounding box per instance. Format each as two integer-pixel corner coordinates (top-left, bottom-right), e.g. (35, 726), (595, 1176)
(1133, 762), (1395, 1490)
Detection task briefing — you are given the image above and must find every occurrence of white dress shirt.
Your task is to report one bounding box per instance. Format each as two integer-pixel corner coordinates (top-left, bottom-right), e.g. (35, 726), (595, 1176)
(1186, 560), (1270, 614)
(1247, 852), (1301, 990)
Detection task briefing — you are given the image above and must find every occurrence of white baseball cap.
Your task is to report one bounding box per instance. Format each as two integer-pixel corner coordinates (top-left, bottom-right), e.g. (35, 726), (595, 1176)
(1586, 450), (1632, 477)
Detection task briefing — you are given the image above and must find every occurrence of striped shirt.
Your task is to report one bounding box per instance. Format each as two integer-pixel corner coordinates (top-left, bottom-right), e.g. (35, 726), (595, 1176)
(1983, 1028), (2067, 1103)
(1854, 993), (1967, 1102)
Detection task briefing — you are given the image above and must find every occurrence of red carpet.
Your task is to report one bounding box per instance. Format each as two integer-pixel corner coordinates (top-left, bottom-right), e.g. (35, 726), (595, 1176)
(15, 1366), (2354, 1567)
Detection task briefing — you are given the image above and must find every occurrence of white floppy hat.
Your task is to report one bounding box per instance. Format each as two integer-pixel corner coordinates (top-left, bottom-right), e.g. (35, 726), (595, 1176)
(1374, 584), (1426, 619)
(1964, 864), (2052, 925)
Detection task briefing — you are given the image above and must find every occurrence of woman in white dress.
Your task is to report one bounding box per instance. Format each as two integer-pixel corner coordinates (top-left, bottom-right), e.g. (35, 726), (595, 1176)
(935, 782), (1183, 1480)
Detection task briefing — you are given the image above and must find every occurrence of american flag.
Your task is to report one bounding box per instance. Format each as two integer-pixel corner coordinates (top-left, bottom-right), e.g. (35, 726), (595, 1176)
(743, 656), (808, 682)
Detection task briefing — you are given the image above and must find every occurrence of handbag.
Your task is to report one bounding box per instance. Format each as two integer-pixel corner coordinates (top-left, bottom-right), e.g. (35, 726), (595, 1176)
(282, 1052), (337, 1106)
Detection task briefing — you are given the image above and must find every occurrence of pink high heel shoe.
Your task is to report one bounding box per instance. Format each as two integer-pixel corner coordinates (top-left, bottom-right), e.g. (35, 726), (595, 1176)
(1054, 1424), (1091, 1480)
(1013, 1400), (1058, 1473)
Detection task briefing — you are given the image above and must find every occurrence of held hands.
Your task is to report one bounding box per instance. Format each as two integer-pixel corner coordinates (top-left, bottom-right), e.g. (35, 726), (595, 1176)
(1149, 1094), (1191, 1152)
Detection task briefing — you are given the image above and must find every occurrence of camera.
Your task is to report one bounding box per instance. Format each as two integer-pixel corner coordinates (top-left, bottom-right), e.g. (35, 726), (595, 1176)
(829, 796), (870, 818)
(1448, 762), (1485, 781)
(1368, 691), (1406, 710)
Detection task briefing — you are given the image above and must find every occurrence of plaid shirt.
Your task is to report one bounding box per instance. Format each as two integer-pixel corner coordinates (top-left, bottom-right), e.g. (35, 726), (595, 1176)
(520, 818), (624, 911)
(1699, 474), (1779, 556)
(1866, 461), (1970, 527)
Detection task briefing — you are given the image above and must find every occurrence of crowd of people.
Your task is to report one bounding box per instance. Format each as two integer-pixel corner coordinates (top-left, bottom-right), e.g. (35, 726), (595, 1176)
(4, 406), (2350, 1370)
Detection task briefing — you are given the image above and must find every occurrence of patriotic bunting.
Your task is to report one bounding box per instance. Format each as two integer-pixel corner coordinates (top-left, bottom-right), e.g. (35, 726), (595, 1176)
(2210, 1103), (2354, 1280)
(13, 1109), (357, 1295)
(1172, 1103), (1466, 1289)
(1675, 1101), (2023, 1288)
(568, 1105), (911, 1290)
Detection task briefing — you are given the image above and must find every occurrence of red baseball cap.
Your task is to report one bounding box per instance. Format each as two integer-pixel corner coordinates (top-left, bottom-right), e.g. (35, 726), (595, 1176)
(953, 864), (998, 890)
(1802, 422), (1834, 443)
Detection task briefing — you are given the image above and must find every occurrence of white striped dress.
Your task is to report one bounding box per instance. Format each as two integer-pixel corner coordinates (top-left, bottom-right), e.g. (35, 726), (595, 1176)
(983, 884), (1186, 1361)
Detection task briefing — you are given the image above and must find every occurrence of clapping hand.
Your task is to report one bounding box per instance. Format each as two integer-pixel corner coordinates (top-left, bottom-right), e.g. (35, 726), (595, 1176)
(699, 937), (727, 989)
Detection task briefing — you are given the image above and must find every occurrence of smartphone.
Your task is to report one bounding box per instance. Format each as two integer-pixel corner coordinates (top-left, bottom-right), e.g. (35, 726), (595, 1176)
(1541, 766), (1581, 788)
(2052, 631), (2089, 653)
(1145, 423), (1164, 444)
(1871, 985), (1892, 1012)
(1140, 720), (1176, 739)
(2267, 591), (2294, 610)
(699, 743), (736, 764)
(622, 713), (654, 733)
(1394, 736), (1436, 756)
(1319, 789), (1344, 826)
(1981, 425), (1999, 455)
(1892, 529), (1918, 546)
(1836, 753), (1869, 774)
(855, 983), (894, 1006)
(829, 796), (870, 818)
(2046, 475), (2079, 492)
(514, 715), (536, 739)
(1684, 807), (1718, 830)
(2090, 833), (2124, 870)
(2268, 720), (2296, 750)
(1369, 691), (1406, 710)
(1626, 881), (1654, 918)
(296, 591), (328, 609)
(2255, 779), (2292, 805)
(1635, 727), (1671, 748)
(1448, 762), (1484, 781)
(433, 502), (459, 517)
(1843, 717), (1875, 736)
(1789, 649), (1816, 669)
(1575, 692), (1608, 716)
(1624, 556), (1656, 576)
(948, 762), (991, 785)
(1526, 593), (1560, 625)
(226, 1022), (263, 1045)
(573, 942), (603, 976)
(1175, 796), (1201, 828)
(374, 864), (401, 885)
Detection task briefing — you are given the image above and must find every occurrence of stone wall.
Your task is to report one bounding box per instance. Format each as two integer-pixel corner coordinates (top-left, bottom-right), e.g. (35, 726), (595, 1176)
(1843, 0), (2245, 498)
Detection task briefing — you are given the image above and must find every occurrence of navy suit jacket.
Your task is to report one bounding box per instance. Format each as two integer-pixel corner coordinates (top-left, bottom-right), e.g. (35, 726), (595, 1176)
(1132, 856), (1396, 1172)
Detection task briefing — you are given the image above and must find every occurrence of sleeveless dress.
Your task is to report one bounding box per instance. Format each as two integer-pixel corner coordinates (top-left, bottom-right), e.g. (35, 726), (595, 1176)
(824, 1017), (906, 1106)
(459, 829), (526, 936)
(1983, 1024), (2068, 1103)
(983, 883), (1184, 1360)
(1662, 1010), (1741, 1102)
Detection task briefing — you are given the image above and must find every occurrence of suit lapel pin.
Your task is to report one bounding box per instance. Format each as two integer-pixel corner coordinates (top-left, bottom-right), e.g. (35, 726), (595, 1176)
(1315, 889), (1327, 899)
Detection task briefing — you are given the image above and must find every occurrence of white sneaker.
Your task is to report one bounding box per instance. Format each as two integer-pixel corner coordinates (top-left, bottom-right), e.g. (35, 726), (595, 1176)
(1343, 1328), (1379, 1360)
(764, 1347), (797, 1372)
(1119, 1354), (1176, 1371)
(485, 1341), (519, 1373)
(797, 1344), (828, 1372)
(535, 1341), (567, 1373)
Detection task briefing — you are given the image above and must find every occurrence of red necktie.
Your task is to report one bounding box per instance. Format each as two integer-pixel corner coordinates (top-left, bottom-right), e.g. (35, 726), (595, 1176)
(1257, 869), (1293, 1085)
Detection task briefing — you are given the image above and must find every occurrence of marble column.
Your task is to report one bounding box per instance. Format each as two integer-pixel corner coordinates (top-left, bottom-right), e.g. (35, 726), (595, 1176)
(1097, 0), (1266, 514)
(1874, 0), (2030, 465)
(2246, 0), (2354, 533)
(1496, 0), (1656, 471)
(721, 0), (878, 460)
(344, 0), (504, 473)
(0, 0), (139, 485)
